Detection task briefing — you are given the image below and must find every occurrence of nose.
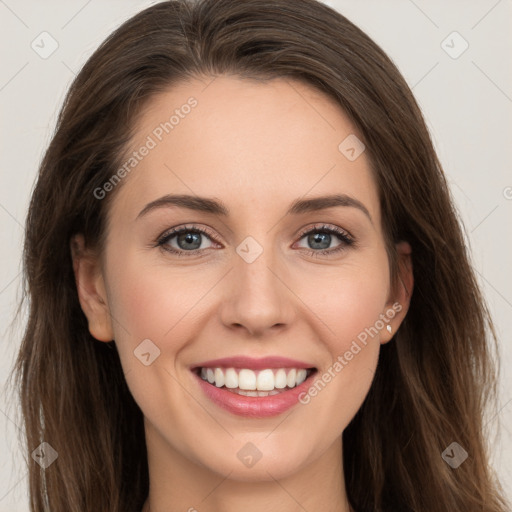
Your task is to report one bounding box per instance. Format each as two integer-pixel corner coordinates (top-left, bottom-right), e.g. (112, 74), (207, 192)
(219, 243), (295, 337)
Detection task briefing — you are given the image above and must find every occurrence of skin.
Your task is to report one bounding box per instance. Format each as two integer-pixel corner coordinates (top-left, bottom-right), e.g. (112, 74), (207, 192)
(72, 75), (413, 512)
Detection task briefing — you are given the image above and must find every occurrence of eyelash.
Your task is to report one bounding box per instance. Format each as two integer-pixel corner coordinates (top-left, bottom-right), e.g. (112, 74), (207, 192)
(155, 223), (355, 258)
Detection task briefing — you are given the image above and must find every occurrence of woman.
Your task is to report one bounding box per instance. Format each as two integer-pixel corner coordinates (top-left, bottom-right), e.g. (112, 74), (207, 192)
(10, 0), (509, 510)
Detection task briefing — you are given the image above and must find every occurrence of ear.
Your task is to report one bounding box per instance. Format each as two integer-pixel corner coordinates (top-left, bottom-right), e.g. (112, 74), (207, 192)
(380, 240), (414, 344)
(70, 234), (114, 342)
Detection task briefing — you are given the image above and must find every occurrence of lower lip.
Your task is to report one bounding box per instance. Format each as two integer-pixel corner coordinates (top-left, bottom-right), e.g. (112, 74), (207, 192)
(193, 370), (316, 418)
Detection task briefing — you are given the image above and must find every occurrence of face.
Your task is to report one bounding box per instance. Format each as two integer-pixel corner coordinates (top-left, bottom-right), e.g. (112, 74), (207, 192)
(74, 75), (412, 482)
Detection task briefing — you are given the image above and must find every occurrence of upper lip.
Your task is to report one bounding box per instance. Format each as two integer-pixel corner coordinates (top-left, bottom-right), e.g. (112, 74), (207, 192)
(191, 356), (316, 371)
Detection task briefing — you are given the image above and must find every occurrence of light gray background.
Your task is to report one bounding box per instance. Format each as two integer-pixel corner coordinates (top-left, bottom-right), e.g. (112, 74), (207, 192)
(1, 1), (511, 510)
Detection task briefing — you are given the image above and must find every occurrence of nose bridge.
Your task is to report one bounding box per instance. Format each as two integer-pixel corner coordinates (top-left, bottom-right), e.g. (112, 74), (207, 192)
(220, 233), (293, 335)
(237, 236), (278, 291)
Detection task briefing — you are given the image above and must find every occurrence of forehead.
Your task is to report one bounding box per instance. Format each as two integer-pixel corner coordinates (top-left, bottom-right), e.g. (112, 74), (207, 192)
(110, 75), (380, 227)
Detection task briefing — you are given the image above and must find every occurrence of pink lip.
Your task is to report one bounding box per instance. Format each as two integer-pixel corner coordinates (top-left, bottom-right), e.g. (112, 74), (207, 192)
(191, 355), (315, 371)
(192, 369), (317, 419)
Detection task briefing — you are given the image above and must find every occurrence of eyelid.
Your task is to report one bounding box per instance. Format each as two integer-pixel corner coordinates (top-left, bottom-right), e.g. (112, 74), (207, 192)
(295, 222), (353, 241)
(155, 222), (356, 256)
(156, 224), (222, 247)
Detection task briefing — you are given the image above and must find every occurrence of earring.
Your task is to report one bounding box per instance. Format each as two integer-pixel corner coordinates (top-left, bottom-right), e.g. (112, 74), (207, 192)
(386, 325), (392, 334)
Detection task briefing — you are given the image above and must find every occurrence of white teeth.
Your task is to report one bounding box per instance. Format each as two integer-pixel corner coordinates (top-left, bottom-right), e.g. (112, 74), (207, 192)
(224, 368), (238, 389)
(228, 388), (281, 397)
(296, 369), (307, 386)
(214, 368), (224, 388)
(256, 369), (275, 391)
(274, 369), (287, 389)
(199, 366), (313, 391)
(286, 369), (296, 388)
(238, 369), (257, 390)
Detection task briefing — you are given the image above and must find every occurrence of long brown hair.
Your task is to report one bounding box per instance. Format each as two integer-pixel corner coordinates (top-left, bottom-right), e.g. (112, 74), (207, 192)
(8, 0), (509, 510)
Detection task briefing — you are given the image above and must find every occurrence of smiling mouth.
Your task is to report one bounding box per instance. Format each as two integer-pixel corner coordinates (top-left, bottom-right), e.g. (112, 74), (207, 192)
(193, 366), (317, 396)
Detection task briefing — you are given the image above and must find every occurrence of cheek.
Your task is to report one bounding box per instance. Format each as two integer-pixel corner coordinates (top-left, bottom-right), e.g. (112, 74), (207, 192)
(298, 257), (389, 424)
(334, 273), (388, 343)
(101, 257), (188, 392)
(308, 255), (390, 349)
(106, 253), (211, 343)
(103, 254), (204, 428)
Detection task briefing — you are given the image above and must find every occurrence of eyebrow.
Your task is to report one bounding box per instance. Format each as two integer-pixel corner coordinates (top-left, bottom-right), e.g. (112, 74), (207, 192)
(136, 193), (372, 224)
